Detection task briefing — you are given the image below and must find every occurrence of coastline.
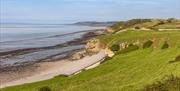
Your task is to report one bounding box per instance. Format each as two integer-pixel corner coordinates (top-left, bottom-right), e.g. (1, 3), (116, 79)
(0, 29), (105, 66)
(0, 50), (106, 88)
(0, 29), (106, 88)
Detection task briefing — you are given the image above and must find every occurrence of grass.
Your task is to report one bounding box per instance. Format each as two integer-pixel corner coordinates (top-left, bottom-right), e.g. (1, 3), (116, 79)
(97, 30), (180, 47)
(1, 30), (180, 91)
(143, 75), (180, 91)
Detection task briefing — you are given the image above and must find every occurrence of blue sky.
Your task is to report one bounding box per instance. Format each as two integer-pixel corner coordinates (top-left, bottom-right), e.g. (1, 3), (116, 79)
(0, 0), (180, 23)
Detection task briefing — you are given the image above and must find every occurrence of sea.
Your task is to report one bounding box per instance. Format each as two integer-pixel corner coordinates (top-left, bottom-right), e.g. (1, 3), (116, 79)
(0, 23), (104, 67)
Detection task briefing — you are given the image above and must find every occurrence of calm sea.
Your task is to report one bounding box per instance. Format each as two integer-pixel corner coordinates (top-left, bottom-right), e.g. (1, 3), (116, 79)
(0, 24), (104, 66)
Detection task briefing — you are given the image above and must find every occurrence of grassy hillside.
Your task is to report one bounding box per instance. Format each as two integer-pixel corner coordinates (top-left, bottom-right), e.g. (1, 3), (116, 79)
(109, 18), (180, 32)
(2, 30), (180, 91)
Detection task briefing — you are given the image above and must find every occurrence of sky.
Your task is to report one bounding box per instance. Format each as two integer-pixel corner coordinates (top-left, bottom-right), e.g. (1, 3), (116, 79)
(0, 0), (180, 23)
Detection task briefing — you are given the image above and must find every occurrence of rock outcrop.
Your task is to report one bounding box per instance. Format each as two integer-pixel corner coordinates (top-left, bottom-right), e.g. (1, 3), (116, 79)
(70, 50), (86, 60)
(85, 39), (104, 54)
(70, 38), (106, 61)
(106, 27), (115, 33)
(104, 48), (114, 57)
(119, 42), (129, 50)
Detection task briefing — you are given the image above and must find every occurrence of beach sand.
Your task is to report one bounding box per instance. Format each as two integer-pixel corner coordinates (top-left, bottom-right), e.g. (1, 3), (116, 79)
(0, 50), (106, 88)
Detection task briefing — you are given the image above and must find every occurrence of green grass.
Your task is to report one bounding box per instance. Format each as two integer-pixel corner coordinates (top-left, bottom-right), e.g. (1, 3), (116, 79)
(143, 75), (180, 91)
(97, 30), (180, 47)
(1, 30), (180, 91)
(155, 23), (180, 29)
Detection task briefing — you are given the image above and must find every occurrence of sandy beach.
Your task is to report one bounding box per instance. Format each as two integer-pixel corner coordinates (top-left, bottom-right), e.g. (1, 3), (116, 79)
(0, 29), (106, 88)
(0, 50), (106, 88)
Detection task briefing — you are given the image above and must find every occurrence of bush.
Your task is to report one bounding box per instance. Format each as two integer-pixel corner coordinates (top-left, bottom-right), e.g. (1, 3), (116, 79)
(117, 45), (139, 54)
(38, 86), (51, 91)
(161, 41), (169, 49)
(128, 43), (134, 47)
(169, 55), (180, 63)
(134, 26), (140, 29)
(143, 75), (180, 91)
(175, 55), (180, 61)
(110, 44), (120, 52)
(143, 40), (153, 49)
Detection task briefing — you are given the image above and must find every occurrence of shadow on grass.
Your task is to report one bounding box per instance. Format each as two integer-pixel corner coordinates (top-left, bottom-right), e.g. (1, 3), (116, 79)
(143, 75), (180, 91)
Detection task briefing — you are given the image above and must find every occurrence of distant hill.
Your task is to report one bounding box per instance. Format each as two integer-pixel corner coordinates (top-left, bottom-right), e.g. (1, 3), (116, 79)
(73, 21), (118, 27)
(109, 18), (180, 33)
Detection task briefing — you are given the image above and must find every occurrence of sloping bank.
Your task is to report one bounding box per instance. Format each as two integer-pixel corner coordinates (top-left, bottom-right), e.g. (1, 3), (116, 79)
(0, 38), (109, 88)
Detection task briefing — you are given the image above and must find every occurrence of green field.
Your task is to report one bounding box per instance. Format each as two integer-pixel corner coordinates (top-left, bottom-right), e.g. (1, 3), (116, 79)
(1, 30), (180, 91)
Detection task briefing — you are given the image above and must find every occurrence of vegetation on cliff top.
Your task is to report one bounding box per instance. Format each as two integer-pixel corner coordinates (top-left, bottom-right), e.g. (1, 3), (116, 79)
(2, 30), (180, 91)
(109, 18), (180, 33)
(1, 19), (180, 91)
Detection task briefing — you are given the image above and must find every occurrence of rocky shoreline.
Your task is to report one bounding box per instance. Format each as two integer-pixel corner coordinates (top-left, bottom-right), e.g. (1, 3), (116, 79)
(0, 29), (105, 85)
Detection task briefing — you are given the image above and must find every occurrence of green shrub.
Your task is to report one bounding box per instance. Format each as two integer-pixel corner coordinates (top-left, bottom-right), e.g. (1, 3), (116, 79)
(117, 45), (139, 54)
(143, 75), (180, 91)
(134, 26), (140, 29)
(143, 40), (153, 49)
(128, 43), (134, 47)
(161, 41), (169, 49)
(175, 55), (180, 61)
(110, 44), (120, 52)
(38, 86), (51, 91)
(169, 55), (180, 63)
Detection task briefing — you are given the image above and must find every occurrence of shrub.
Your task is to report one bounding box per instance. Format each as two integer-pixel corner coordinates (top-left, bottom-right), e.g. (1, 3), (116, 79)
(117, 45), (139, 54)
(161, 41), (169, 49)
(143, 75), (180, 91)
(128, 43), (134, 47)
(38, 86), (51, 91)
(134, 26), (140, 29)
(169, 55), (180, 63)
(110, 44), (120, 52)
(175, 55), (180, 61)
(143, 40), (153, 49)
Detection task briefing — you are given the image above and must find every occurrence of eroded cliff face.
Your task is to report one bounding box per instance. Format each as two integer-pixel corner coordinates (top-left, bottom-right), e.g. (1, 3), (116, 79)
(85, 38), (105, 54)
(85, 38), (115, 57)
(70, 38), (106, 60)
(106, 27), (115, 33)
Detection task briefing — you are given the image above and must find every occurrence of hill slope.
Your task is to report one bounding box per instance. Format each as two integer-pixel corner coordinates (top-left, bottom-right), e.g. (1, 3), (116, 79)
(1, 30), (180, 91)
(109, 18), (180, 33)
